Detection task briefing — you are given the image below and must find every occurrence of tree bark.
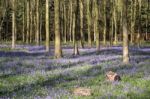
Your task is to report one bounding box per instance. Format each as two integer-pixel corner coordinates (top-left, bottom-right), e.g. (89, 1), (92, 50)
(63, 2), (67, 43)
(69, 1), (73, 42)
(113, 0), (118, 45)
(87, 0), (92, 47)
(103, 0), (107, 46)
(29, 0), (33, 43)
(12, 0), (16, 49)
(46, 0), (50, 52)
(73, 0), (80, 56)
(79, 0), (84, 48)
(94, 0), (100, 51)
(26, 0), (30, 44)
(36, 0), (40, 45)
(123, 0), (130, 64)
(54, 0), (62, 58)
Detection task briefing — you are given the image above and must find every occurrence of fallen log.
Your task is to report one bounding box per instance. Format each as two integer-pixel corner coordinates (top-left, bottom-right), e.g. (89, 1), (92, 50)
(106, 71), (121, 82)
(73, 87), (91, 96)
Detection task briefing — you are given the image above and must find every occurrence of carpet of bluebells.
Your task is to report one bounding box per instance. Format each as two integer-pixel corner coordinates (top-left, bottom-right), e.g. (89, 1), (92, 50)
(0, 44), (150, 99)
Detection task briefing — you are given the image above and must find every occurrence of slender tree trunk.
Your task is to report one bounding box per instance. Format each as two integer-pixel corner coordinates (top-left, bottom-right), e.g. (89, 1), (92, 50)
(123, 0), (130, 64)
(73, 0), (80, 56)
(146, 0), (149, 40)
(110, 0), (114, 46)
(40, 14), (42, 43)
(54, 0), (62, 58)
(120, 7), (123, 42)
(131, 0), (137, 44)
(137, 0), (141, 47)
(46, 0), (50, 52)
(73, 14), (79, 55)
(103, 0), (107, 46)
(36, 0), (40, 45)
(0, 5), (6, 41)
(22, 1), (25, 43)
(29, 1), (33, 43)
(87, 0), (92, 47)
(130, 0), (133, 43)
(73, 40), (79, 55)
(79, 0), (84, 48)
(72, 13), (76, 47)
(114, 0), (118, 45)
(111, 12), (114, 46)
(63, 2), (67, 43)
(93, 0), (100, 52)
(26, 0), (30, 44)
(69, 1), (73, 42)
(12, 0), (16, 49)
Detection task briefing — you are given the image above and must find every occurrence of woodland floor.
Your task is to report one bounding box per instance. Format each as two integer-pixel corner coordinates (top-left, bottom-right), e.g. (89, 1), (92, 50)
(0, 43), (150, 99)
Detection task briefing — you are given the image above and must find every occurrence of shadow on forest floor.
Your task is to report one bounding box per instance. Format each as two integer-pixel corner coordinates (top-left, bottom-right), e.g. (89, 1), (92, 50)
(0, 45), (150, 98)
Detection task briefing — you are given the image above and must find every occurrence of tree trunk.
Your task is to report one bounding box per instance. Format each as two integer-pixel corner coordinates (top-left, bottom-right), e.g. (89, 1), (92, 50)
(130, 0), (133, 44)
(73, 13), (76, 47)
(87, 0), (92, 47)
(22, 1), (25, 43)
(94, 0), (100, 51)
(122, 0), (129, 64)
(46, 0), (50, 52)
(103, 0), (107, 46)
(63, 2), (67, 43)
(26, 0), (30, 44)
(29, 1), (33, 43)
(54, 0), (62, 58)
(110, 0), (114, 46)
(79, 0), (84, 48)
(40, 14), (42, 43)
(113, 0), (118, 45)
(137, 0), (141, 48)
(36, 0), (40, 45)
(73, 0), (80, 56)
(73, 13), (79, 55)
(12, 0), (16, 49)
(146, 0), (149, 40)
(69, 0), (73, 42)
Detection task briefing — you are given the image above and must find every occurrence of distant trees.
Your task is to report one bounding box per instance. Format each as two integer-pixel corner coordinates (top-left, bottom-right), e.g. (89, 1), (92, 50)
(0, 0), (149, 60)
